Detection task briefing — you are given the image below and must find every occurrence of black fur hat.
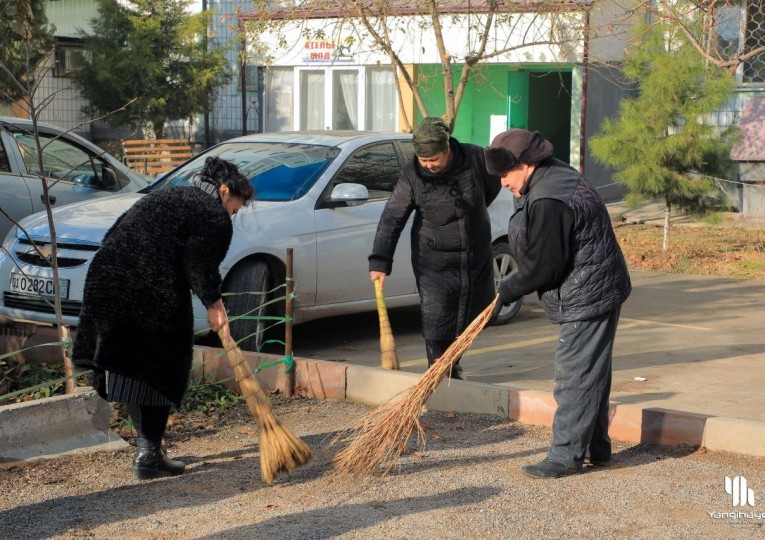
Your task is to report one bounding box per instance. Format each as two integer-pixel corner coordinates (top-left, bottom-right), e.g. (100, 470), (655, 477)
(484, 129), (554, 175)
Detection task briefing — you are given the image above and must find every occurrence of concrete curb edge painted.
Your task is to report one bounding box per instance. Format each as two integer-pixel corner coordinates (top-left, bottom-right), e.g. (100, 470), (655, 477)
(2, 347), (761, 464)
(194, 347), (764, 459)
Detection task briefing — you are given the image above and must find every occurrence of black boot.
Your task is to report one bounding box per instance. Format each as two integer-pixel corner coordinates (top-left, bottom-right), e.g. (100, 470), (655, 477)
(133, 438), (185, 480)
(522, 458), (582, 479)
(449, 363), (466, 380)
(426, 339), (466, 380)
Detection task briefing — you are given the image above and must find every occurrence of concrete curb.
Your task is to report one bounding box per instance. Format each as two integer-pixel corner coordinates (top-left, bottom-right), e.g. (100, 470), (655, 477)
(0, 389), (129, 464)
(3, 346), (761, 465)
(194, 348), (765, 460)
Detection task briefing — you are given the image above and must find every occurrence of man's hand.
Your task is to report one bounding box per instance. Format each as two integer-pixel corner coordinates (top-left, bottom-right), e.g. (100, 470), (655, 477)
(370, 271), (386, 287)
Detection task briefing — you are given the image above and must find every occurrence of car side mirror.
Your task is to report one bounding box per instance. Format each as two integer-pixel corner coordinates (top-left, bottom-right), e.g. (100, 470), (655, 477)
(324, 183), (369, 208)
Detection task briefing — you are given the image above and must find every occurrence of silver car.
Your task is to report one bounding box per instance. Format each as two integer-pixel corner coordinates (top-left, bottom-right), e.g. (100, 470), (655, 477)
(0, 116), (151, 241)
(0, 131), (521, 350)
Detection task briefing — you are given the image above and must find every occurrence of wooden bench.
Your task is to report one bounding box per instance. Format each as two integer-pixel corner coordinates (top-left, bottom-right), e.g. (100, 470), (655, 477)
(121, 138), (194, 176)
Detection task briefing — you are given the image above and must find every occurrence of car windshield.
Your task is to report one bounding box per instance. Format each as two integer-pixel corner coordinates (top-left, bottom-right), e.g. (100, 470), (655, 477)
(146, 141), (340, 201)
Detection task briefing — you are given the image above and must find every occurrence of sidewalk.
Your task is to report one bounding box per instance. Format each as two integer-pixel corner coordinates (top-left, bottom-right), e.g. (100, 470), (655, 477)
(2, 198), (765, 462)
(606, 198), (765, 230)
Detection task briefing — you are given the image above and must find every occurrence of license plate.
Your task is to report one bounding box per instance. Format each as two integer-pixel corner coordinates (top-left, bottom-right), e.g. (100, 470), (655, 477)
(9, 272), (70, 299)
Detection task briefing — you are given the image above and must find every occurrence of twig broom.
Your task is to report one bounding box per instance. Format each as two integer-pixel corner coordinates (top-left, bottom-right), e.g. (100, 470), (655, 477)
(332, 295), (499, 476)
(374, 279), (399, 370)
(218, 331), (312, 484)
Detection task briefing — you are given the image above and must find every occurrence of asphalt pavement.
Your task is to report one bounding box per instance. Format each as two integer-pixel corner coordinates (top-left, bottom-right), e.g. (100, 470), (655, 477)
(289, 269), (765, 426)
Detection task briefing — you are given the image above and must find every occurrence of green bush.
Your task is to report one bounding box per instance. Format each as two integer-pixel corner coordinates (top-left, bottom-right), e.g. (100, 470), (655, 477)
(180, 377), (243, 414)
(0, 359), (68, 403)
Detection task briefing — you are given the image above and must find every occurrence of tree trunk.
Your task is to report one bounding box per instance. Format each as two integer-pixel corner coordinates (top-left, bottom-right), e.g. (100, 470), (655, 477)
(662, 201), (671, 254)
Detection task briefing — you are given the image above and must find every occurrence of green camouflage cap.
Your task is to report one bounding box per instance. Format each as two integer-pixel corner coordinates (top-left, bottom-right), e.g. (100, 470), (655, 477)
(413, 117), (450, 157)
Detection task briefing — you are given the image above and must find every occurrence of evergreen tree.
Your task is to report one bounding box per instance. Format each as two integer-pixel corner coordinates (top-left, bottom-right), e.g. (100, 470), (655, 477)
(590, 18), (736, 252)
(0, 0), (54, 105)
(72, 0), (230, 138)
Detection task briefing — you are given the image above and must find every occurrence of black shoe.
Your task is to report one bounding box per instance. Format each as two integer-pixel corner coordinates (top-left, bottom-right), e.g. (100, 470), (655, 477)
(522, 458), (582, 479)
(133, 438), (185, 480)
(584, 455), (611, 466)
(449, 364), (466, 381)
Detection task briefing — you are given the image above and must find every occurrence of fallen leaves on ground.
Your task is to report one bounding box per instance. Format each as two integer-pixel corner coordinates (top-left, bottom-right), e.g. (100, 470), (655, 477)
(616, 223), (765, 280)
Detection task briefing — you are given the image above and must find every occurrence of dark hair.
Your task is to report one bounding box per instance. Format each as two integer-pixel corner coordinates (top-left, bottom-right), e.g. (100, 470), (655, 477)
(199, 156), (254, 202)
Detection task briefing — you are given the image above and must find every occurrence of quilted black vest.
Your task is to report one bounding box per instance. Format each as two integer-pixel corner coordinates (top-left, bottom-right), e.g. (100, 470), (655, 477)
(507, 159), (631, 323)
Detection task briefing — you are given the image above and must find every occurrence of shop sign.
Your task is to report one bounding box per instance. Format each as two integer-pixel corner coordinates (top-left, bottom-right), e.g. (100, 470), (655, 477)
(303, 40), (354, 63)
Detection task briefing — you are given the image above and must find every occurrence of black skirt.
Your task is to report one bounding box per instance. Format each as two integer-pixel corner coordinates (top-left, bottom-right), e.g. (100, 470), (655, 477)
(105, 371), (172, 406)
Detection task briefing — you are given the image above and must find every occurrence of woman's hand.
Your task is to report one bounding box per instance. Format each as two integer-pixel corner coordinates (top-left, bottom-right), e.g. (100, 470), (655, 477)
(207, 299), (230, 341)
(370, 271), (386, 287)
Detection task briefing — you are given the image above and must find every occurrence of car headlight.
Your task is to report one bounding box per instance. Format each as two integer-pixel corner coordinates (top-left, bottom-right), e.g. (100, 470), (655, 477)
(2, 226), (17, 251)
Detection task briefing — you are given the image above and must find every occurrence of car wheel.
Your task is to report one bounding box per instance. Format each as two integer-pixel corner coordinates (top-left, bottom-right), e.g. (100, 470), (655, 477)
(490, 241), (523, 325)
(223, 261), (271, 352)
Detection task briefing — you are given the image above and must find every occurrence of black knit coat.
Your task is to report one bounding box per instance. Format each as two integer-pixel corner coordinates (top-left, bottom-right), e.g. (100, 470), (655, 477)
(369, 138), (501, 340)
(72, 186), (234, 407)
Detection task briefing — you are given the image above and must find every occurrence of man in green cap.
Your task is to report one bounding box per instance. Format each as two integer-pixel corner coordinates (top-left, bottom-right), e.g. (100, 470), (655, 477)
(369, 116), (501, 379)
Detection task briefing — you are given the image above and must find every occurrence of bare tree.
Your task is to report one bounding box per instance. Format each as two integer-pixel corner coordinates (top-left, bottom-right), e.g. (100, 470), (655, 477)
(243, 0), (587, 131)
(0, 37), (135, 394)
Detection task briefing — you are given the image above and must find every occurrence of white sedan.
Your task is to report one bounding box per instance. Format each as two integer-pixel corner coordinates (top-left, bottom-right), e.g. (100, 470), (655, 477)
(0, 132), (521, 350)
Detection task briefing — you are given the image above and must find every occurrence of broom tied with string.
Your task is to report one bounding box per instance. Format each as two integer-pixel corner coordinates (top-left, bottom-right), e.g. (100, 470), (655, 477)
(332, 295), (499, 477)
(218, 329), (312, 484)
(374, 279), (399, 370)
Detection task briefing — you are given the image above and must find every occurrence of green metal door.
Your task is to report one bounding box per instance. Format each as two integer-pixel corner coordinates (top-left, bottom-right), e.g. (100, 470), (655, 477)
(507, 71), (529, 130)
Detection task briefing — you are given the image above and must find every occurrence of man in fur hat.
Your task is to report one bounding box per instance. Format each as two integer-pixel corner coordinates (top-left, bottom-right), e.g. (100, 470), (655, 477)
(486, 128), (631, 478)
(369, 117), (501, 379)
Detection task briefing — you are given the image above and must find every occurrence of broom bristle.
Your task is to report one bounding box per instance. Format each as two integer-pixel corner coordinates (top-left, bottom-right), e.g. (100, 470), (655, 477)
(220, 334), (313, 484)
(332, 295), (498, 476)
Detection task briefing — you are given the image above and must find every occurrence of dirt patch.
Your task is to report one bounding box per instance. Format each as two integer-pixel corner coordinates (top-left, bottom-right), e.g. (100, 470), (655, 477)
(615, 221), (765, 280)
(1, 398), (764, 539)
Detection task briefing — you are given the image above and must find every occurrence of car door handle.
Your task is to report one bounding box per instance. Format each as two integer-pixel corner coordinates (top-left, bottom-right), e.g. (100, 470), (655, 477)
(41, 194), (56, 205)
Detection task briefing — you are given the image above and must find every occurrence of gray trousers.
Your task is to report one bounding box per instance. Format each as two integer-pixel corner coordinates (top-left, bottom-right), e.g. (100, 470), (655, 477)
(547, 306), (621, 469)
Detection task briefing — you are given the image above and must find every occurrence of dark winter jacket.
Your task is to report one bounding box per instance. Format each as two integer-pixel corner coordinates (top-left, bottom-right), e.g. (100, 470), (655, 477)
(72, 186), (234, 406)
(500, 159), (631, 323)
(369, 138), (501, 340)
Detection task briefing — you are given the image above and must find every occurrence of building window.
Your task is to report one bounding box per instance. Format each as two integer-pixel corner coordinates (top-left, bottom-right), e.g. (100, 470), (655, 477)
(713, 1), (765, 83)
(53, 45), (86, 78)
(366, 67), (396, 132)
(265, 65), (398, 131)
(333, 70), (358, 130)
(238, 64), (262, 91)
(265, 67), (294, 132)
(300, 70), (326, 130)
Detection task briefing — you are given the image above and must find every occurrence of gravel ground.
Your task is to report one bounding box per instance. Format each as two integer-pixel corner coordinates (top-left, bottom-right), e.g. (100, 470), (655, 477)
(1, 398), (763, 539)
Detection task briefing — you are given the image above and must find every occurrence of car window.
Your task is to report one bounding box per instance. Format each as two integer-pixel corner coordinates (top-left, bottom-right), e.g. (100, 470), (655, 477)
(150, 142), (340, 202)
(12, 131), (124, 192)
(0, 139), (10, 172)
(399, 139), (416, 166)
(333, 143), (401, 200)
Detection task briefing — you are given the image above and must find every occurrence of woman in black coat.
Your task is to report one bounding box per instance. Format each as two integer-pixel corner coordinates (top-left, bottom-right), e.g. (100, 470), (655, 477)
(73, 157), (252, 480)
(369, 117), (501, 379)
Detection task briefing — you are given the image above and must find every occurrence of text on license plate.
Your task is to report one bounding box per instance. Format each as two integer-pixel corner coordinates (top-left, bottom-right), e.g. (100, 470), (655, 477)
(9, 273), (70, 299)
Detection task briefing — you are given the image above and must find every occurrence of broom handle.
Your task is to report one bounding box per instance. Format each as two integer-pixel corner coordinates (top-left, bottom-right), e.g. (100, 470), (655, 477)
(374, 279), (390, 331)
(218, 331), (273, 422)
